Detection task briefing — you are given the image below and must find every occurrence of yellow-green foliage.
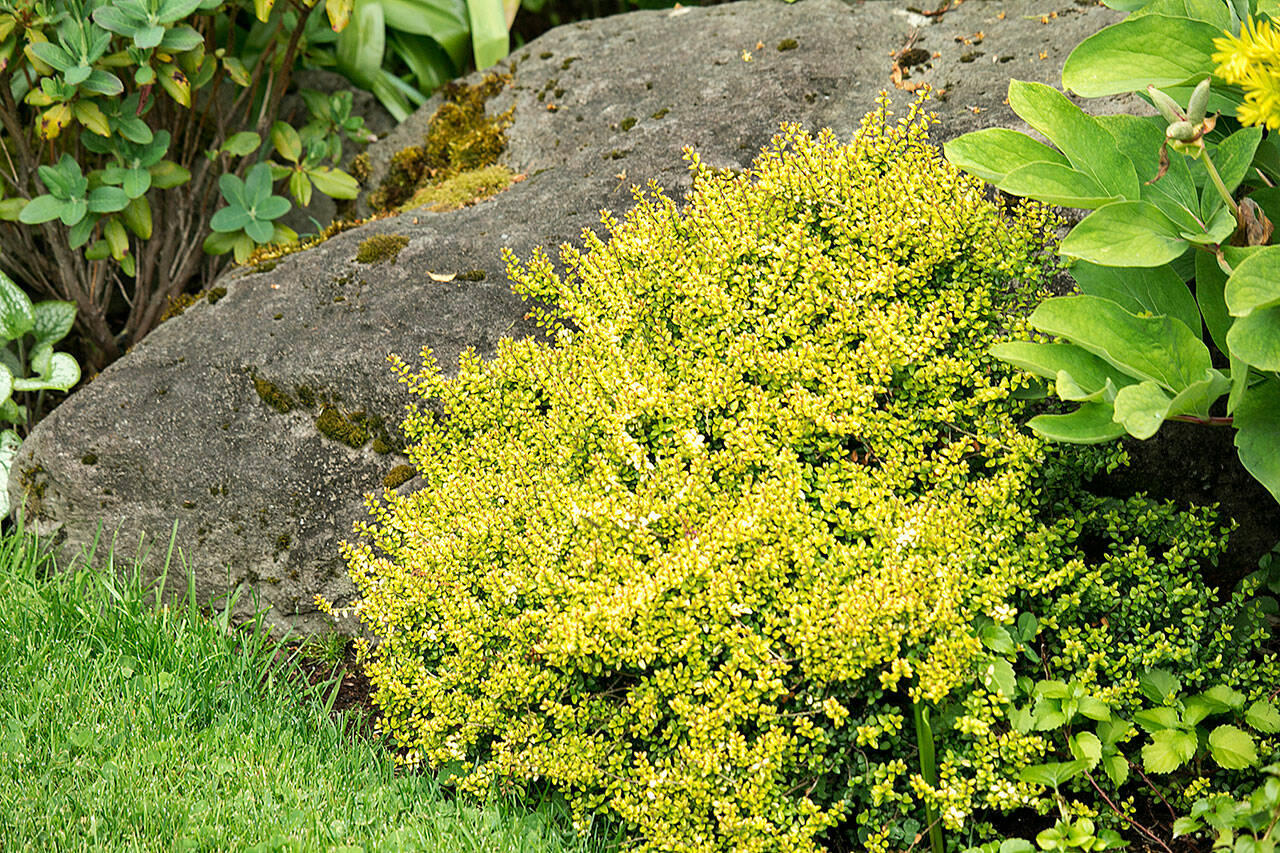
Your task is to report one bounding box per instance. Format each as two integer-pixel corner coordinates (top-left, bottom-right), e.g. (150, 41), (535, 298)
(344, 99), (1276, 852)
(401, 165), (515, 213)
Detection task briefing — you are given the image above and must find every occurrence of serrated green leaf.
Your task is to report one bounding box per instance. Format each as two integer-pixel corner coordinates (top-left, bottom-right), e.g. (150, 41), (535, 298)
(1139, 668), (1182, 704)
(1142, 728), (1197, 773)
(1208, 724), (1258, 769)
(1071, 731), (1103, 767)
(1245, 700), (1280, 734)
(1102, 753), (1128, 786)
(1134, 706), (1182, 733)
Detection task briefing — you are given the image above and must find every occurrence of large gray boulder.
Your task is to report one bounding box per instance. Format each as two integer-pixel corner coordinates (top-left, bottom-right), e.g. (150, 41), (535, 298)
(10, 0), (1127, 633)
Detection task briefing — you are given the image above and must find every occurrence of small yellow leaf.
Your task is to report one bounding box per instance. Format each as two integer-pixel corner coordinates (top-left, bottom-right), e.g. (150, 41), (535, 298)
(39, 103), (71, 139)
(73, 101), (111, 136)
(326, 0), (352, 32)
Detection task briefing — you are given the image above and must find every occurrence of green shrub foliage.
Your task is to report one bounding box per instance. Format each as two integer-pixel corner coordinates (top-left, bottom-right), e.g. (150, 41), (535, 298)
(344, 100), (1278, 852)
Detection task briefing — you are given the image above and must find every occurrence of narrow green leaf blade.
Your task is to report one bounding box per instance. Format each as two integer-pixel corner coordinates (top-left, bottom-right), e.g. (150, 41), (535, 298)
(1028, 403), (1127, 444)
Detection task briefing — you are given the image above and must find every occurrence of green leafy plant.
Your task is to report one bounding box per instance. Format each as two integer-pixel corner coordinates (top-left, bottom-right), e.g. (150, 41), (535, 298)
(0, 270), (79, 516)
(1174, 764), (1280, 849)
(0, 0), (365, 369)
(943, 0), (1280, 503)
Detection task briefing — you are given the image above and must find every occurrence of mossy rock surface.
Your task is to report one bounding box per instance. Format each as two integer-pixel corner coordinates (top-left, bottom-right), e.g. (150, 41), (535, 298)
(11, 0), (1133, 634)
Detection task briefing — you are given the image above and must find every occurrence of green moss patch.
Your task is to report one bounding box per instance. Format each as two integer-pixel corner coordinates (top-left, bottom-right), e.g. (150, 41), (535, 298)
(315, 407), (373, 448)
(354, 234), (410, 265)
(401, 165), (515, 213)
(253, 377), (296, 413)
(382, 464), (416, 489)
(369, 73), (514, 214)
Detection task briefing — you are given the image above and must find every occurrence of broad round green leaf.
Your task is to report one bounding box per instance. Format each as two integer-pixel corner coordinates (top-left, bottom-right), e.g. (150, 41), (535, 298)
(1069, 261), (1201, 335)
(244, 217), (275, 243)
(1062, 15), (1221, 97)
(1225, 245), (1280, 317)
(86, 186), (130, 213)
(1226, 306), (1280, 370)
(1112, 381), (1174, 439)
(1234, 377), (1280, 502)
(31, 301), (76, 346)
(1060, 201), (1187, 267)
(1029, 294), (1213, 390)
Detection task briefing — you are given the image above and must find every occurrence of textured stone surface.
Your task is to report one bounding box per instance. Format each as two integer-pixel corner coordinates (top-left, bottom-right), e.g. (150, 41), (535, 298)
(10, 0), (1129, 632)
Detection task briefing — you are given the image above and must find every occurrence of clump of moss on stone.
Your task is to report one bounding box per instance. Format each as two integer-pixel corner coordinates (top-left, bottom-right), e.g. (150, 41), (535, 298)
(401, 165), (515, 213)
(294, 385), (316, 408)
(351, 152), (372, 183)
(249, 260), (279, 275)
(80, 452), (97, 465)
(161, 284), (228, 321)
(371, 436), (395, 454)
(369, 73), (514, 213)
(254, 376), (296, 413)
(651, 108), (669, 120)
(620, 116), (637, 132)
(457, 269), (486, 282)
(355, 233), (410, 265)
(316, 406), (371, 448)
(206, 286), (227, 305)
(777, 38), (798, 51)
(383, 464), (416, 489)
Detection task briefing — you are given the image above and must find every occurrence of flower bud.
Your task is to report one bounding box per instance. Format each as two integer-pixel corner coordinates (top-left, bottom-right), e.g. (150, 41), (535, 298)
(1186, 78), (1212, 125)
(1149, 85), (1186, 124)
(1166, 120), (1198, 141)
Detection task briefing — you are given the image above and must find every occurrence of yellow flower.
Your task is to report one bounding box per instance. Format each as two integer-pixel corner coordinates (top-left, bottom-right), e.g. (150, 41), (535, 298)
(1213, 17), (1280, 129)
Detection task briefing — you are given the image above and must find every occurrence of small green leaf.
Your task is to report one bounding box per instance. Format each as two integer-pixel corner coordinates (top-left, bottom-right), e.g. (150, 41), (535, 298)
(220, 132), (262, 157)
(270, 121), (303, 163)
(1207, 724), (1258, 769)
(1134, 706), (1182, 733)
(14, 352), (79, 392)
(209, 206), (250, 233)
(17, 195), (67, 225)
(149, 160), (190, 189)
(307, 167), (359, 199)
(1071, 731), (1103, 768)
(0, 272), (36, 341)
(1101, 753), (1128, 786)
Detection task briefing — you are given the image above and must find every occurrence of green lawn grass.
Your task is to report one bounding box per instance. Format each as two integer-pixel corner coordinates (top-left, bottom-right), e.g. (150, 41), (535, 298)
(0, 524), (604, 852)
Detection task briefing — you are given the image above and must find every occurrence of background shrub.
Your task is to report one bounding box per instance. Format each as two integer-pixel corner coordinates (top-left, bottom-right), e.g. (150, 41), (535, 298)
(343, 99), (1277, 852)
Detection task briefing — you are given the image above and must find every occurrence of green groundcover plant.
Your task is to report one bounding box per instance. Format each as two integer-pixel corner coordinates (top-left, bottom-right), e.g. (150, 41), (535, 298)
(339, 97), (1278, 852)
(944, 0), (1280, 503)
